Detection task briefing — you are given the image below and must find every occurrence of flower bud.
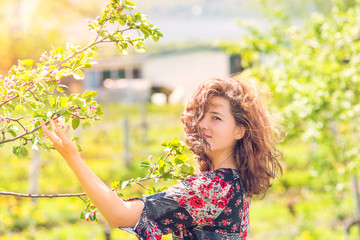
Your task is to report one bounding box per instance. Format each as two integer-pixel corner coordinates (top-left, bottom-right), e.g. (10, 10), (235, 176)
(41, 70), (49, 77)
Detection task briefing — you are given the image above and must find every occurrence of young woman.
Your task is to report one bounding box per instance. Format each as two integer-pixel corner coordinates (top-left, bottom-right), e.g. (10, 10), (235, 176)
(41, 77), (283, 240)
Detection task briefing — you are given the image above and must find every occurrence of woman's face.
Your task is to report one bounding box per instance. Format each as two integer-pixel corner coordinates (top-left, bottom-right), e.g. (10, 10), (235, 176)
(198, 96), (244, 157)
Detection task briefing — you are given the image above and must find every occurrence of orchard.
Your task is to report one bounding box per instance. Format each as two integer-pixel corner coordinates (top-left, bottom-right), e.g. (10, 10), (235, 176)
(0, 0), (194, 226)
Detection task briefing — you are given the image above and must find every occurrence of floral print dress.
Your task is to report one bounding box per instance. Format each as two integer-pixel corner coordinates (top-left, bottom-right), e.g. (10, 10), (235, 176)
(121, 168), (250, 240)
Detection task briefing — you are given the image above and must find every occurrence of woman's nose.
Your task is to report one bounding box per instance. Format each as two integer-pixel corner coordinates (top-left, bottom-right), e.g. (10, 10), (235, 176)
(198, 117), (208, 130)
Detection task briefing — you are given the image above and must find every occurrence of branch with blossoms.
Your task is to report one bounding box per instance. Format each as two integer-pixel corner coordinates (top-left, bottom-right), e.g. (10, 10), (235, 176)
(0, 0), (163, 158)
(0, 137), (195, 222)
(0, 1), (194, 225)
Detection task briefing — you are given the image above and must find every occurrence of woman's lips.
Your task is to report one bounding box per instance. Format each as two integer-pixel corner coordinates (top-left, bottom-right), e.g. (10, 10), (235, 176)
(203, 133), (211, 139)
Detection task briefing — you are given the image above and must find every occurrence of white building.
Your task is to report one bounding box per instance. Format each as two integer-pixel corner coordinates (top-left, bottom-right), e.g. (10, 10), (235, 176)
(71, 47), (242, 103)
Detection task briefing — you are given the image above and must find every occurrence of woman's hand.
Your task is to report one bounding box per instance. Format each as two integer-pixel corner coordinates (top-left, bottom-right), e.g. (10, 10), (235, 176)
(40, 118), (144, 227)
(40, 119), (79, 161)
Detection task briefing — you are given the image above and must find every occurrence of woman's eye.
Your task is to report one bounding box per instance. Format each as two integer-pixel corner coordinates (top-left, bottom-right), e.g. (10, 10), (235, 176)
(213, 116), (221, 121)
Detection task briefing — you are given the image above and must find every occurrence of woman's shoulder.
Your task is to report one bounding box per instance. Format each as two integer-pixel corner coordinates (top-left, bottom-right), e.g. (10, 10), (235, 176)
(186, 168), (240, 182)
(181, 168), (241, 191)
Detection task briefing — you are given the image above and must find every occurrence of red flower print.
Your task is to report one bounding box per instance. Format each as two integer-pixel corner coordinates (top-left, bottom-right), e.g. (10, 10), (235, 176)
(242, 212), (248, 222)
(232, 224), (239, 231)
(242, 229), (248, 239)
(198, 217), (206, 224)
(200, 190), (210, 198)
(213, 176), (220, 183)
(189, 190), (195, 195)
(201, 182), (213, 191)
(226, 187), (234, 197)
(161, 218), (172, 225)
(236, 198), (241, 206)
(190, 209), (199, 215)
(177, 195), (187, 207)
(189, 196), (205, 208)
(221, 219), (230, 226)
(176, 223), (184, 230)
(223, 207), (232, 215)
(220, 179), (228, 188)
(217, 197), (229, 209)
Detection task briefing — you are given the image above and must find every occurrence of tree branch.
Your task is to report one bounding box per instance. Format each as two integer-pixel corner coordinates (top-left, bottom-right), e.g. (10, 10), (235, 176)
(0, 191), (87, 201)
(0, 115), (62, 145)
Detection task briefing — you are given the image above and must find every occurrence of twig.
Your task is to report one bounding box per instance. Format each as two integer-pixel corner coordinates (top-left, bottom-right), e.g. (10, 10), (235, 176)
(0, 84), (35, 108)
(29, 89), (40, 101)
(0, 115), (62, 145)
(136, 182), (149, 191)
(0, 191), (87, 199)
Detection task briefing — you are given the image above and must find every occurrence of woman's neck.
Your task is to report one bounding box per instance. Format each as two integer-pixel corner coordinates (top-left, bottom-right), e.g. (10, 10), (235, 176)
(207, 151), (237, 171)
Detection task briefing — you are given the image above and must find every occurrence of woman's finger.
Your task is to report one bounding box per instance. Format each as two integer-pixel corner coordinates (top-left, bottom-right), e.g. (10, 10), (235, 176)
(65, 125), (71, 137)
(50, 119), (58, 133)
(40, 119), (58, 144)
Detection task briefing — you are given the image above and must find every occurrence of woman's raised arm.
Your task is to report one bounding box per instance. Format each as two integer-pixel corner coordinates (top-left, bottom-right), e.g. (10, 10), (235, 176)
(40, 119), (144, 228)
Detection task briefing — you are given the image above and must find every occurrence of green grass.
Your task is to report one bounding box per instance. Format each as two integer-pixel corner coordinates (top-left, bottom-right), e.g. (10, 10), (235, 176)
(1, 102), (359, 239)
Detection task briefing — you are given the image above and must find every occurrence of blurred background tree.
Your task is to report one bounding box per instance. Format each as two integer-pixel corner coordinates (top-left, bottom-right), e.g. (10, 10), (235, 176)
(221, 0), (360, 237)
(0, 0), (102, 74)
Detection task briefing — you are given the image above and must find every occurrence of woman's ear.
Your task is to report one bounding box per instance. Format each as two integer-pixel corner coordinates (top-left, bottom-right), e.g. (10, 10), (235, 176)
(235, 125), (245, 140)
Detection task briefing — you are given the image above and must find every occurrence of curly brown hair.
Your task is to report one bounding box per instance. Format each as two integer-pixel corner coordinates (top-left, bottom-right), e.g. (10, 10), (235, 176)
(181, 77), (284, 198)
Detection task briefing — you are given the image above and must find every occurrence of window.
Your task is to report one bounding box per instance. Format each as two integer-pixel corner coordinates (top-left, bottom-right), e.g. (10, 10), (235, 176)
(102, 70), (111, 81)
(133, 68), (141, 79)
(230, 55), (243, 74)
(118, 69), (125, 79)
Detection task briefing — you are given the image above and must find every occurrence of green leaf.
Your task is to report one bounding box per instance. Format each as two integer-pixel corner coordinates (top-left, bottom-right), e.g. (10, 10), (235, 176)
(96, 105), (103, 115)
(76, 144), (82, 152)
(173, 155), (187, 165)
(140, 160), (150, 168)
(82, 122), (91, 130)
(13, 146), (29, 158)
(59, 97), (68, 107)
(72, 98), (85, 106)
(140, 26), (151, 38)
(21, 59), (34, 66)
(72, 117), (80, 130)
(8, 129), (17, 137)
(55, 69), (67, 80)
(169, 137), (180, 147)
(125, 0), (135, 7)
(63, 111), (71, 122)
(82, 91), (97, 101)
(111, 180), (120, 189)
(180, 163), (192, 174)
(49, 96), (57, 108)
(14, 104), (27, 115)
(73, 69), (85, 80)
